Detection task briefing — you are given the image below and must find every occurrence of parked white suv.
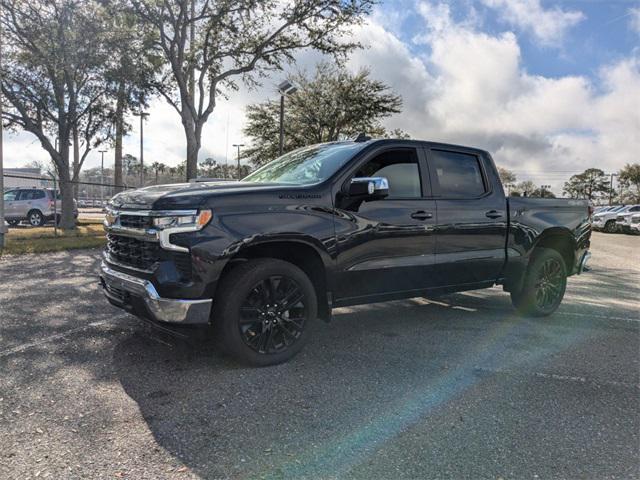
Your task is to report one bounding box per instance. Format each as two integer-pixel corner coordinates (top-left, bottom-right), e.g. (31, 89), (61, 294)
(592, 205), (627, 233)
(615, 205), (640, 233)
(3, 188), (78, 227)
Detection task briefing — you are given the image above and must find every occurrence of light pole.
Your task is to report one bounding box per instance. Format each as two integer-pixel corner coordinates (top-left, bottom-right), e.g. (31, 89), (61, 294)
(232, 144), (244, 179)
(133, 111), (149, 187)
(541, 184), (551, 198)
(608, 173), (617, 205)
(99, 149), (107, 204)
(277, 80), (297, 156)
(0, 18), (6, 251)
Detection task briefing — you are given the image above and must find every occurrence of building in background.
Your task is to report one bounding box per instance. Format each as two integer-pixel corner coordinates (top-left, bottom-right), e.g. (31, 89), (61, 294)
(3, 168), (46, 190)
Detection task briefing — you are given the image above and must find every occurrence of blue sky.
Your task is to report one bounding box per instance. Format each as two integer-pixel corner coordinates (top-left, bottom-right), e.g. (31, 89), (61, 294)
(5, 0), (640, 193)
(380, 0), (638, 79)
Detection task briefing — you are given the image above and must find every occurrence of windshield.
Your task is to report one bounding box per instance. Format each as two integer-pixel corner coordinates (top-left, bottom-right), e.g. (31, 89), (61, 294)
(242, 143), (365, 185)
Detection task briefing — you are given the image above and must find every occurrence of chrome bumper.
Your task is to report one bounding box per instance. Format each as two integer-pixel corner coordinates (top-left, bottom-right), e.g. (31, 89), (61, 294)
(577, 251), (591, 274)
(99, 262), (212, 324)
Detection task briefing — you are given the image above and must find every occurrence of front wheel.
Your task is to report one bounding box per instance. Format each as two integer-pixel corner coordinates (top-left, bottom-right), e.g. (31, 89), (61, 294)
(604, 220), (617, 233)
(511, 248), (567, 317)
(213, 258), (317, 366)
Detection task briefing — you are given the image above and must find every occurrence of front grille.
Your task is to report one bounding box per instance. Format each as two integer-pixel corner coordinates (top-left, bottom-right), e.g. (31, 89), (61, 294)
(106, 234), (192, 279)
(107, 234), (161, 270)
(120, 215), (152, 229)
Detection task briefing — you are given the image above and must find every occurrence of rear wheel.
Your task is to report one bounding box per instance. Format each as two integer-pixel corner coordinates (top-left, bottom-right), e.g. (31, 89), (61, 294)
(604, 220), (617, 233)
(27, 210), (45, 227)
(7, 220), (19, 227)
(213, 258), (317, 366)
(511, 248), (567, 317)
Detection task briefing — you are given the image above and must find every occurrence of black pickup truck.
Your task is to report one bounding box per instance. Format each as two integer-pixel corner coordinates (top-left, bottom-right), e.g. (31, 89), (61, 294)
(100, 138), (592, 365)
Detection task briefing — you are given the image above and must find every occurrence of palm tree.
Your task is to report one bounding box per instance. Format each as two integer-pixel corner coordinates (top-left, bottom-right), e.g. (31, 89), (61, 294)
(151, 162), (167, 184)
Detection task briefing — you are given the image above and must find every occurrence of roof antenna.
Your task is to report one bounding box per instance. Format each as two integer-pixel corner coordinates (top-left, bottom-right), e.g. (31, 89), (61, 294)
(354, 132), (371, 142)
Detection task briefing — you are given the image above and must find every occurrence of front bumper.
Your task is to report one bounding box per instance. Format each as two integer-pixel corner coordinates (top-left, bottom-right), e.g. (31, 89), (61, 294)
(577, 251), (591, 274)
(99, 262), (212, 324)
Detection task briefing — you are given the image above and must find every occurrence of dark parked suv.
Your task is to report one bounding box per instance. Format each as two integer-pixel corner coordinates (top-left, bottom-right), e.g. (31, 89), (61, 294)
(100, 138), (591, 365)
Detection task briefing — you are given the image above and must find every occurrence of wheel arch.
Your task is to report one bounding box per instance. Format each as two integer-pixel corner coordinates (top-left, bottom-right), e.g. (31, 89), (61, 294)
(531, 227), (576, 272)
(217, 239), (332, 322)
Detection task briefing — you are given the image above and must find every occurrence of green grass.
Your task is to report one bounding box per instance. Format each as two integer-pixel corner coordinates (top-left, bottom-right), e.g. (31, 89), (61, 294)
(3, 223), (106, 255)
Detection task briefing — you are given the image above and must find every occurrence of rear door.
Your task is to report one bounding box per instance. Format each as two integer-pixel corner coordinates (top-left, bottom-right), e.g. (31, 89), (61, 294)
(427, 147), (507, 286)
(15, 190), (37, 217)
(333, 145), (438, 301)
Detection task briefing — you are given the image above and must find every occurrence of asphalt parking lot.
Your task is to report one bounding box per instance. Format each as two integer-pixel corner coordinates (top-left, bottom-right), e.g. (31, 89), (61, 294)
(1, 232), (638, 479)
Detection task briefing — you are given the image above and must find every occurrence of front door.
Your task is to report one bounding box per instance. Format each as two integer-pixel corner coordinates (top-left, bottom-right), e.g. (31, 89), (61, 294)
(427, 147), (507, 286)
(3, 190), (19, 219)
(333, 146), (438, 302)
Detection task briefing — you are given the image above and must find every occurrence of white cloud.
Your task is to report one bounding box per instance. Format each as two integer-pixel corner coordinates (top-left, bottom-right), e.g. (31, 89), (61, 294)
(481, 0), (585, 46)
(629, 7), (640, 35)
(344, 2), (638, 192)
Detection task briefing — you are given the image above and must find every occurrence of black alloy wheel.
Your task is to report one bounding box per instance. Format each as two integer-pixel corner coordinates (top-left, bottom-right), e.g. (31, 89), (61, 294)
(533, 257), (564, 310)
(239, 275), (307, 354)
(213, 258), (317, 366)
(511, 247), (567, 317)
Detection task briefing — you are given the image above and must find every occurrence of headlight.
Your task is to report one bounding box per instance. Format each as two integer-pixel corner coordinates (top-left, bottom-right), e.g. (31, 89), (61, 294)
(152, 209), (212, 231)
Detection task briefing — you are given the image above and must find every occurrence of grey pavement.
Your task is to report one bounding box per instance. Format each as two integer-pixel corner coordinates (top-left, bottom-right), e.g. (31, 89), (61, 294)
(0, 232), (638, 479)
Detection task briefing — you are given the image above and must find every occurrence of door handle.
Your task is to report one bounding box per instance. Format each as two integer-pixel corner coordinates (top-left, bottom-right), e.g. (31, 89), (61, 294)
(485, 210), (503, 219)
(411, 211), (433, 220)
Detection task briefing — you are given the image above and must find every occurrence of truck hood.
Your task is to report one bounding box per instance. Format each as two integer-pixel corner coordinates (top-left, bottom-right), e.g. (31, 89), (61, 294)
(109, 181), (289, 210)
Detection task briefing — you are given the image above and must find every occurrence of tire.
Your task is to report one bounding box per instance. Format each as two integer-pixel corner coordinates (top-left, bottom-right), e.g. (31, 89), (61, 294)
(212, 258), (317, 366)
(604, 220), (617, 233)
(27, 210), (45, 227)
(511, 248), (567, 317)
(7, 220), (19, 227)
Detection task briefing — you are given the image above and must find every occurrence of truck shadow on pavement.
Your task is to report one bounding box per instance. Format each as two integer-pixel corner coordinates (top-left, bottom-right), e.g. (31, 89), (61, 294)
(112, 272), (640, 479)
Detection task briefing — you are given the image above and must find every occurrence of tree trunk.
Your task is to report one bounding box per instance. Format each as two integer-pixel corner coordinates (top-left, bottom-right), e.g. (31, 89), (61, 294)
(184, 118), (200, 181)
(57, 142), (76, 230)
(114, 80), (125, 192)
(72, 124), (80, 199)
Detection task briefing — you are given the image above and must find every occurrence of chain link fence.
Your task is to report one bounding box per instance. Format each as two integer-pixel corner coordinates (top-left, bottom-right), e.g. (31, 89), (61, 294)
(1, 173), (137, 254)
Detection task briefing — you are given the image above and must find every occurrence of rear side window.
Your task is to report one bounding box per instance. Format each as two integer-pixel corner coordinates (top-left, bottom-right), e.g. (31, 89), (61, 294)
(430, 150), (486, 198)
(18, 190), (45, 200)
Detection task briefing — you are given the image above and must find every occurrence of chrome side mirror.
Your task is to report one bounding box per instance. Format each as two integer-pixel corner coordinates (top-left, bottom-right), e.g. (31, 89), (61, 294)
(349, 177), (390, 199)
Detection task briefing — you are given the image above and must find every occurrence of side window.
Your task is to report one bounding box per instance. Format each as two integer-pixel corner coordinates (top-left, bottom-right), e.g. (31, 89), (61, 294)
(430, 150), (486, 198)
(32, 190), (46, 200)
(18, 190), (38, 200)
(16, 191), (30, 201)
(354, 149), (422, 198)
(3, 191), (18, 202)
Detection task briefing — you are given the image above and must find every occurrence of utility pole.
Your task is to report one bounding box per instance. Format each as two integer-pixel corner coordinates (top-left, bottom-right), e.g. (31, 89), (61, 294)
(609, 173), (616, 206)
(134, 111), (149, 187)
(232, 144), (244, 179)
(0, 17), (6, 252)
(99, 149), (107, 204)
